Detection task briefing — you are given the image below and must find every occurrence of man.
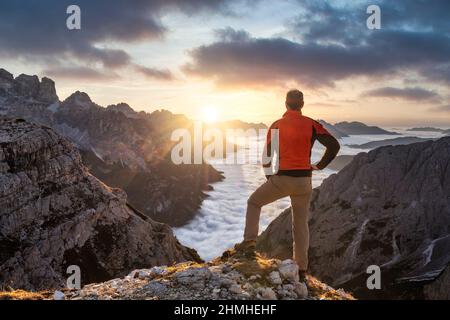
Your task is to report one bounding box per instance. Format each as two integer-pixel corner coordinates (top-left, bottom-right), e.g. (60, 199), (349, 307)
(235, 89), (340, 280)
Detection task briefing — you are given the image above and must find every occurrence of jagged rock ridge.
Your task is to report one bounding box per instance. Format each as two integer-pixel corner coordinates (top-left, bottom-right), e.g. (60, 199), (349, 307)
(0, 118), (200, 290)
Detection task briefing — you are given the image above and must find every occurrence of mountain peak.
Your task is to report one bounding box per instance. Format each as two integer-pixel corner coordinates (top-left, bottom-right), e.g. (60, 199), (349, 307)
(63, 91), (93, 108)
(0, 69), (58, 103)
(0, 68), (14, 80)
(106, 102), (137, 118)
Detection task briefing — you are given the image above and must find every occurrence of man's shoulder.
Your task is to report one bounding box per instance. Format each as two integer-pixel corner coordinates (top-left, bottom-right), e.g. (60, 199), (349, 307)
(300, 115), (319, 124)
(269, 118), (283, 128)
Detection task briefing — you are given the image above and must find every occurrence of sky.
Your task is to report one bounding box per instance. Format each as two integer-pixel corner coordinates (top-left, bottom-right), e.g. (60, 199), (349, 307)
(1, 0), (449, 127)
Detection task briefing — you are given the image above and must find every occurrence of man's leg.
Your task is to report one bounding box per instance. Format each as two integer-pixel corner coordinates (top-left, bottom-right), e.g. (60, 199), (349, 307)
(243, 176), (289, 241)
(290, 178), (312, 271)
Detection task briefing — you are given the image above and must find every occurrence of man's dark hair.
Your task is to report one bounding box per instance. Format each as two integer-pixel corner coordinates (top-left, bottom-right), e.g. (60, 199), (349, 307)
(286, 89), (304, 110)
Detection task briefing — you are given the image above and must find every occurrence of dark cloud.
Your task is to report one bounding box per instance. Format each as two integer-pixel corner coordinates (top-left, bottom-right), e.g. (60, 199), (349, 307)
(290, 0), (450, 44)
(362, 87), (441, 102)
(420, 64), (450, 85)
(184, 1), (450, 89)
(43, 66), (117, 80)
(214, 27), (251, 42)
(134, 65), (174, 81)
(183, 27), (450, 89)
(0, 0), (230, 69)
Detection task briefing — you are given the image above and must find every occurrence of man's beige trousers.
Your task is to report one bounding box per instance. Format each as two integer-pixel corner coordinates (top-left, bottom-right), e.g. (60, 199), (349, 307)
(244, 175), (312, 271)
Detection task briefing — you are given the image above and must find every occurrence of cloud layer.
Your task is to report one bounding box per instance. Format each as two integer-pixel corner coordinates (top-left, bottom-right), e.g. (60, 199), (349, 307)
(0, 0), (229, 79)
(362, 87), (441, 102)
(184, 1), (450, 90)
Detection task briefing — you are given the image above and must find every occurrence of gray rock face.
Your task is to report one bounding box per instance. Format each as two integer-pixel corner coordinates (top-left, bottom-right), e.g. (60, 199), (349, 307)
(0, 73), (58, 103)
(257, 138), (450, 299)
(0, 118), (200, 290)
(37, 77), (58, 103)
(14, 74), (40, 97)
(327, 155), (354, 171)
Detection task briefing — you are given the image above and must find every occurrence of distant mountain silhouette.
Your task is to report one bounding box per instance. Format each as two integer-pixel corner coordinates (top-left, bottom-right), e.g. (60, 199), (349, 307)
(334, 121), (399, 135)
(348, 136), (434, 149)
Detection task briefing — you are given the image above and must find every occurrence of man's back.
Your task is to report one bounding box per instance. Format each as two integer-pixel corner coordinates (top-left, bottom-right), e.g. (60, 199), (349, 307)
(267, 109), (340, 174)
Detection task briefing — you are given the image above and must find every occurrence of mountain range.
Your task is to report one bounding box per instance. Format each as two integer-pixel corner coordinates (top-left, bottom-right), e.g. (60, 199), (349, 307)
(318, 120), (399, 139)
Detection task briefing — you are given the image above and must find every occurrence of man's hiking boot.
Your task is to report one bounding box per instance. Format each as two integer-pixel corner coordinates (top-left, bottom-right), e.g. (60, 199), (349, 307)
(234, 240), (256, 258)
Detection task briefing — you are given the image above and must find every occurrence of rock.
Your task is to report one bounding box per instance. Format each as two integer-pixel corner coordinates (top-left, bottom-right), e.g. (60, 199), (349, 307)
(143, 281), (168, 296)
(0, 119), (201, 290)
(268, 271), (282, 285)
(34, 250), (354, 300)
(0, 68), (13, 80)
(259, 287), (277, 300)
(294, 282), (308, 299)
(258, 137), (450, 299)
(219, 278), (234, 288)
(229, 284), (242, 294)
(37, 77), (58, 103)
(327, 155), (354, 171)
(15, 74), (40, 97)
(423, 265), (450, 300)
(53, 290), (65, 300)
(174, 267), (211, 289)
(278, 260), (299, 282)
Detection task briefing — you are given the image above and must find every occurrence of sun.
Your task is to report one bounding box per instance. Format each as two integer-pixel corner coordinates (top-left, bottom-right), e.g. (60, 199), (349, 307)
(202, 106), (219, 123)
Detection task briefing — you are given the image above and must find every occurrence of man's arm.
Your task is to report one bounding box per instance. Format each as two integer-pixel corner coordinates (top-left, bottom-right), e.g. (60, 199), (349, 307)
(313, 121), (340, 170)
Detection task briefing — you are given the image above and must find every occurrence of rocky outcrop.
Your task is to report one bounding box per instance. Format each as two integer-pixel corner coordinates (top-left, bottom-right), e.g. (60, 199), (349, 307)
(257, 138), (450, 299)
(0, 118), (200, 291)
(0, 250), (354, 300)
(0, 70), (58, 104)
(423, 265), (450, 300)
(327, 155), (354, 171)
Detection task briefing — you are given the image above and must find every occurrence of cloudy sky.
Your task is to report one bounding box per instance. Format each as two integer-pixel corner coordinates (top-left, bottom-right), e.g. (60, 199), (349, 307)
(1, 0), (449, 126)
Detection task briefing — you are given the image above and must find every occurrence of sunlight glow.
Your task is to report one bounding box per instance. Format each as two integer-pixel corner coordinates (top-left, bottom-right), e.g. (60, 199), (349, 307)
(202, 106), (219, 123)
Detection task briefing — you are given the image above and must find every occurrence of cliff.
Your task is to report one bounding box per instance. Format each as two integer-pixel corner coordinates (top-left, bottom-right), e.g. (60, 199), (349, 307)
(0, 118), (200, 290)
